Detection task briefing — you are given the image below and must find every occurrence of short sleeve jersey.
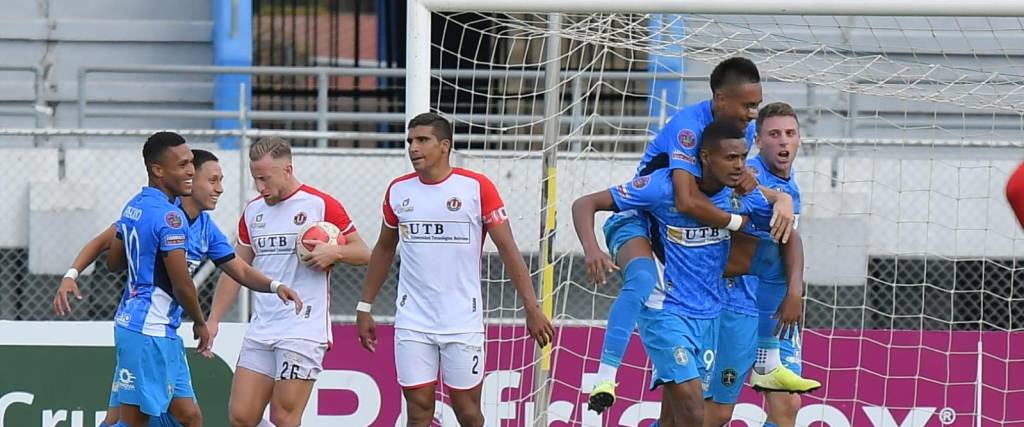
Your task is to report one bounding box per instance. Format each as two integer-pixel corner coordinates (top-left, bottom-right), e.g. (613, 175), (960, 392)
(609, 169), (773, 318)
(113, 187), (190, 337)
(382, 168), (507, 334)
(238, 184), (356, 345)
(185, 211), (235, 275)
(635, 99), (756, 178)
(725, 156), (803, 315)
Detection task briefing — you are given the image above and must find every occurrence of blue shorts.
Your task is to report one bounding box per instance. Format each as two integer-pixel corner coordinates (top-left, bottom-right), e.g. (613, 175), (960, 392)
(111, 327), (193, 416)
(704, 308), (758, 404)
(603, 210), (650, 261)
(637, 308), (714, 390)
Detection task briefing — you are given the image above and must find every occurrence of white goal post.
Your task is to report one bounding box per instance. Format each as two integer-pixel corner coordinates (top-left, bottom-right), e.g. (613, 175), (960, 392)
(402, 2), (1024, 426)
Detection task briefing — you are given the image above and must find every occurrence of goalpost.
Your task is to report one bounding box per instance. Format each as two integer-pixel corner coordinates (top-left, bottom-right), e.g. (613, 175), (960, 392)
(405, 1), (1024, 425)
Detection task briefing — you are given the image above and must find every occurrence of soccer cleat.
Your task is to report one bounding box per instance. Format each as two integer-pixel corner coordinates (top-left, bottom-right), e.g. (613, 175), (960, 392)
(751, 365), (821, 393)
(588, 380), (617, 414)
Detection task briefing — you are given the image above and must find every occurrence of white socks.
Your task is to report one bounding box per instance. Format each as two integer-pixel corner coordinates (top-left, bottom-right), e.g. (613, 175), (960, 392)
(754, 347), (781, 375)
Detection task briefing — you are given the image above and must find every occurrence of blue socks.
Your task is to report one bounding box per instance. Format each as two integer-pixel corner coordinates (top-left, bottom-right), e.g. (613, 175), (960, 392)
(598, 257), (658, 380)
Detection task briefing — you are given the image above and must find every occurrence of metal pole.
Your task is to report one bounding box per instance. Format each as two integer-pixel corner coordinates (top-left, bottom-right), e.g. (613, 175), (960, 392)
(569, 78), (582, 152)
(405, 0), (431, 124)
(975, 339), (983, 427)
(532, 12), (561, 427)
(317, 71), (329, 148)
(77, 69), (87, 146)
(238, 82), (251, 322)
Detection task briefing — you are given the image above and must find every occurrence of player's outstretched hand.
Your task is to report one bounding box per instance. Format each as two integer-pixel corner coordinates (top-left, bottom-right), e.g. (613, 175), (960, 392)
(525, 305), (555, 348)
(301, 240), (339, 272)
(53, 277), (83, 317)
(769, 193), (794, 244)
(194, 322), (213, 358)
(585, 249), (619, 285)
(773, 292), (803, 340)
(275, 284), (304, 315)
(736, 167), (759, 195)
(357, 311), (377, 352)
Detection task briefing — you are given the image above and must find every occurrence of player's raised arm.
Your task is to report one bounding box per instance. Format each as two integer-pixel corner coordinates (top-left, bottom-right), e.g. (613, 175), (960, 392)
(571, 190), (620, 285)
(53, 225), (117, 316)
(356, 221), (399, 353)
(759, 186), (795, 244)
(219, 258), (302, 314)
(206, 243), (250, 333)
(671, 169), (739, 228)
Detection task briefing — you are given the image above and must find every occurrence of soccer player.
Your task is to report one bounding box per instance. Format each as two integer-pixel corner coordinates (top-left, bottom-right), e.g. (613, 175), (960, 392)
(356, 112), (555, 427)
(703, 102), (818, 427)
(53, 149), (302, 427)
(1008, 161), (1024, 228)
(585, 57), (799, 413)
(573, 120), (779, 425)
(207, 137), (371, 427)
(105, 132), (208, 427)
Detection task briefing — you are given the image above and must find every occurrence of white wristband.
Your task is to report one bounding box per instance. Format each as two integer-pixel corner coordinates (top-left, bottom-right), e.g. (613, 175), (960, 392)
(356, 301), (372, 313)
(64, 268), (80, 281)
(269, 280), (283, 293)
(725, 214), (743, 232)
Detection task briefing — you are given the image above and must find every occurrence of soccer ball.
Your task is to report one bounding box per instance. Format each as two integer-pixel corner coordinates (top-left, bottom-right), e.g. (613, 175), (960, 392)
(296, 221), (344, 259)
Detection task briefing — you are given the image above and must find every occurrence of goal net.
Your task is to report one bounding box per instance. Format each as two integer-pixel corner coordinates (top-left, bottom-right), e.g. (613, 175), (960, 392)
(414, 6), (1024, 427)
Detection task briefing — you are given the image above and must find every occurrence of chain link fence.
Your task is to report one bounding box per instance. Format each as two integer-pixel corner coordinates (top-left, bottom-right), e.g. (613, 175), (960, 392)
(1, 137), (1021, 334)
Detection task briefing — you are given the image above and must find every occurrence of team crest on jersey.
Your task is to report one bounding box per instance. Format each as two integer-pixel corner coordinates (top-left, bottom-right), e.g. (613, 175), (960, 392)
(722, 368), (738, 386)
(165, 211), (183, 228)
(252, 213), (266, 229)
(730, 193), (742, 212)
(631, 175), (651, 189)
(678, 129), (697, 148)
(293, 211), (307, 225)
(447, 197), (462, 212)
(674, 346), (689, 365)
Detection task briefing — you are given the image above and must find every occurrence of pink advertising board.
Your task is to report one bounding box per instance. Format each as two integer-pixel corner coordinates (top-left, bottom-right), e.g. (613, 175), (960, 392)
(317, 325), (1024, 426)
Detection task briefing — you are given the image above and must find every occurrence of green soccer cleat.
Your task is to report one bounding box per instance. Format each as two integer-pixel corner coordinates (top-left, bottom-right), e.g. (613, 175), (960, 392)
(751, 365), (821, 393)
(588, 380), (617, 414)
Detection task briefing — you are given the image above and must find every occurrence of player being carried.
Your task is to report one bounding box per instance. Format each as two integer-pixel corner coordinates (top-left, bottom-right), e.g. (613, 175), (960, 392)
(579, 56), (812, 413)
(703, 102), (819, 427)
(53, 147), (302, 427)
(207, 137), (371, 427)
(573, 120), (782, 425)
(357, 112), (555, 427)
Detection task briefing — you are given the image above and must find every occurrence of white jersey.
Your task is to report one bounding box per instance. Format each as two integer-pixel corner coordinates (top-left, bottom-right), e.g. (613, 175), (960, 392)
(238, 184), (356, 345)
(383, 168), (508, 334)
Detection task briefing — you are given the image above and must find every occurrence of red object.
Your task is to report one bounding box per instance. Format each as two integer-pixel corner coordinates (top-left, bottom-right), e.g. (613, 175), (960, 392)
(301, 226), (330, 252)
(1008, 161), (1024, 228)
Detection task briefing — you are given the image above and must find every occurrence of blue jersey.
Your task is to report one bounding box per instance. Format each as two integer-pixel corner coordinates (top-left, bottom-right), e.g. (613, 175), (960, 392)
(184, 211), (235, 275)
(635, 99), (756, 178)
(113, 187), (191, 337)
(609, 169), (773, 318)
(725, 155), (803, 314)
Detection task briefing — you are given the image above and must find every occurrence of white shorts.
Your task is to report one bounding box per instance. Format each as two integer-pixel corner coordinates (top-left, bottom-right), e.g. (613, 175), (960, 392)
(236, 337), (328, 381)
(394, 329), (485, 390)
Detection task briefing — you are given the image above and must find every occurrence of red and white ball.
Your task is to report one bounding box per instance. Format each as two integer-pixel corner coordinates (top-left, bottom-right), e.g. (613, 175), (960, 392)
(296, 221), (344, 259)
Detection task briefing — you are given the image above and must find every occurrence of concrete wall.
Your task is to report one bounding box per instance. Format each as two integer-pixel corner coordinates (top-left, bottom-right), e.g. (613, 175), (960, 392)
(0, 0), (213, 146)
